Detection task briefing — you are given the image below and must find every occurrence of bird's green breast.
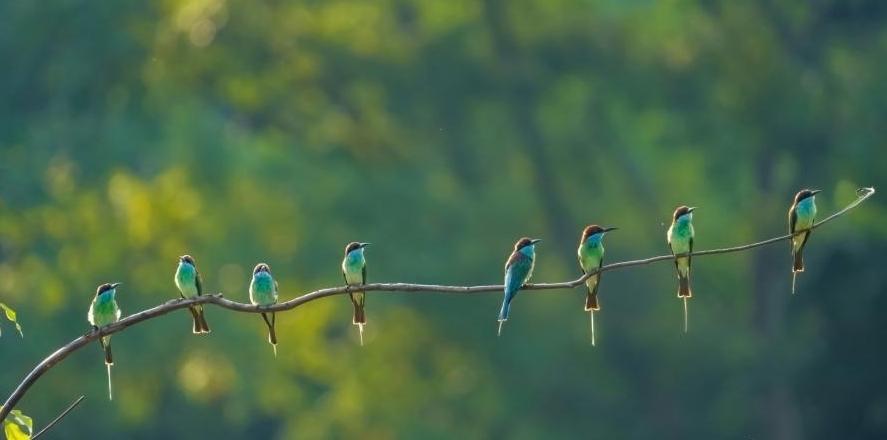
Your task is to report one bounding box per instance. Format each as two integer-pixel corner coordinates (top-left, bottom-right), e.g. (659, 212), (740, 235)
(175, 264), (198, 298)
(90, 292), (119, 326)
(250, 274), (277, 305)
(579, 244), (604, 272)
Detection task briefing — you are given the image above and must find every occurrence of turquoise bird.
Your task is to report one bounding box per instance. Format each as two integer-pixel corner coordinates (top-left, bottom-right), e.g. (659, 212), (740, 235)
(174, 255), (210, 334)
(341, 242), (370, 346)
(87, 282), (122, 400)
(577, 225), (617, 346)
(789, 189), (820, 294)
(497, 237), (541, 336)
(667, 205), (695, 333)
(249, 263), (278, 356)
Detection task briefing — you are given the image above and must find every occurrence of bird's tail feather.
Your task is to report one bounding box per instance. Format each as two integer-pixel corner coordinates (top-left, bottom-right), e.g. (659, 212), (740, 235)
(189, 306), (202, 334)
(197, 308), (211, 333)
(261, 312), (277, 346)
(793, 249), (805, 273)
(584, 280), (600, 311)
(498, 300), (510, 322)
(678, 274), (692, 298)
(351, 292), (366, 325)
(101, 337), (113, 365)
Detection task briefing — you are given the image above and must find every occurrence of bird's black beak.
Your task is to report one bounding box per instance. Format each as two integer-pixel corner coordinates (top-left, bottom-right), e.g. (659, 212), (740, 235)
(687, 207), (697, 213)
(603, 227), (619, 233)
(359, 242), (372, 248)
(810, 189), (822, 195)
(530, 238), (542, 244)
(111, 282), (122, 289)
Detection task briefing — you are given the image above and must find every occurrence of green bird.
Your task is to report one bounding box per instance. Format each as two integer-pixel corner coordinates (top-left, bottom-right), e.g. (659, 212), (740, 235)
(577, 225), (617, 346)
(342, 242), (370, 346)
(249, 263), (279, 356)
(87, 282), (122, 400)
(667, 205), (696, 333)
(789, 188), (820, 294)
(497, 237), (542, 336)
(174, 255), (210, 334)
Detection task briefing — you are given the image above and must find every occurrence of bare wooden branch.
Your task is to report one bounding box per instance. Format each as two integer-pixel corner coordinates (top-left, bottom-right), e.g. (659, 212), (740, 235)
(31, 395), (85, 439)
(0, 187), (874, 422)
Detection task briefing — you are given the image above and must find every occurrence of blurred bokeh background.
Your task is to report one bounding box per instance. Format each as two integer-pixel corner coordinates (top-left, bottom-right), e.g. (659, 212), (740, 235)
(1, 0), (885, 438)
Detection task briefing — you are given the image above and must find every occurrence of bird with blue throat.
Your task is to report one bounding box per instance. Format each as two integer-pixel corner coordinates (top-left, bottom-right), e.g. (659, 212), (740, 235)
(667, 205), (695, 333)
(87, 282), (122, 400)
(497, 237), (541, 336)
(578, 225), (617, 346)
(342, 242), (370, 346)
(174, 255), (211, 334)
(249, 263), (279, 356)
(788, 189), (820, 294)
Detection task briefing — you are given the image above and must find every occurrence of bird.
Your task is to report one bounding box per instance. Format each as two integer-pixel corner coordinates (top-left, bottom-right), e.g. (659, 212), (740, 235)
(174, 255), (210, 334)
(789, 189), (820, 294)
(577, 225), (617, 346)
(87, 282), (122, 401)
(497, 237), (541, 336)
(249, 263), (279, 356)
(667, 205), (696, 333)
(341, 242), (370, 346)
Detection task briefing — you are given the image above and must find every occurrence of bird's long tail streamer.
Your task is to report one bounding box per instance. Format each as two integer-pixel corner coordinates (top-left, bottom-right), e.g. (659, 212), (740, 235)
(358, 323), (365, 347)
(682, 297), (689, 333)
(106, 364), (113, 401)
(792, 271), (797, 295)
(590, 312), (596, 346)
(497, 320), (504, 337)
(272, 343), (277, 358)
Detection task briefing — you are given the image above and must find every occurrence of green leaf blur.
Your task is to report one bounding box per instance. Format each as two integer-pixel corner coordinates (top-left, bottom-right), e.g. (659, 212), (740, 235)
(0, 0), (884, 438)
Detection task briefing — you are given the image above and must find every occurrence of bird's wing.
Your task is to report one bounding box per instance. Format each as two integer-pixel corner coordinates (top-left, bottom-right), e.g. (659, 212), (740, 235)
(789, 204), (797, 233)
(505, 250), (522, 272)
(505, 253), (531, 292)
(362, 265), (367, 285)
(195, 268), (203, 296)
(688, 236), (694, 270)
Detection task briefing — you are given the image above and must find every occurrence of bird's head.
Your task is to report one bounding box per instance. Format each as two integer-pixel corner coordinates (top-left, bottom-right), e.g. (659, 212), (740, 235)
(95, 282), (121, 297)
(179, 255), (196, 265)
(581, 225), (618, 242)
(794, 189), (821, 204)
(672, 205), (696, 222)
(514, 237), (542, 251)
(344, 242), (371, 255)
(253, 263), (271, 275)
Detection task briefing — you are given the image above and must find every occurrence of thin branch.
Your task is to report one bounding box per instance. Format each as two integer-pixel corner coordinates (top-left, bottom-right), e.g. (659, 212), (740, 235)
(31, 395), (85, 439)
(0, 187), (874, 421)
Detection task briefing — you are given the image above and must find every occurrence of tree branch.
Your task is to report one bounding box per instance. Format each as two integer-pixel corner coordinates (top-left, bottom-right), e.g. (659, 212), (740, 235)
(31, 395), (84, 439)
(0, 187), (874, 422)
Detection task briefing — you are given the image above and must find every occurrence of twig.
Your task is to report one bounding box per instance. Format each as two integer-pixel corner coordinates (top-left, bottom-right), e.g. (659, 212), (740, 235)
(31, 395), (85, 439)
(0, 187), (874, 421)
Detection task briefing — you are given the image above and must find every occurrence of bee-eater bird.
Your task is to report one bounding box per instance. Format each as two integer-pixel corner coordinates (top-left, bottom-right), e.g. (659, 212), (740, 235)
(87, 282), (122, 401)
(249, 263), (279, 356)
(342, 242), (370, 346)
(667, 206), (696, 333)
(174, 255), (210, 334)
(577, 225), (617, 346)
(497, 237), (542, 336)
(789, 188), (820, 294)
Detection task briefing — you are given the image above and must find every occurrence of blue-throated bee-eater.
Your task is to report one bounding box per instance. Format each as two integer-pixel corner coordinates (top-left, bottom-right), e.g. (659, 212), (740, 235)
(174, 255), (210, 334)
(249, 263), (278, 356)
(497, 237), (541, 336)
(578, 225), (617, 345)
(342, 242), (370, 346)
(667, 206), (695, 333)
(88, 282), (122, 400)
(789, 189), (820, 294)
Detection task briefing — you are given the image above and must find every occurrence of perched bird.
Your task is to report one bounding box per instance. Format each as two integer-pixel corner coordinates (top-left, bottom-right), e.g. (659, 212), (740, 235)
(249, 263), (279, 356)
(577, 225), (617, 346)
(87, 282), (122, 400)
(667, 206), (696, 333)
(174, 255), (210, 334)
(341, 242), (370, 346)
(497, 237), (542, 336)
(789, 189), (820, 294)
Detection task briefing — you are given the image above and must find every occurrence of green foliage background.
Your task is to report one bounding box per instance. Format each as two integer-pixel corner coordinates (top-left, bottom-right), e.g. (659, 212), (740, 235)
(1, 0), (885, 438)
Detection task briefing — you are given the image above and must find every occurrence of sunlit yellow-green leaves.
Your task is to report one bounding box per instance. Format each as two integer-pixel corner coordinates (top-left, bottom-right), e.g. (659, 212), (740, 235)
(0, 303), (22, 338)
(2, 409), (33, 440)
